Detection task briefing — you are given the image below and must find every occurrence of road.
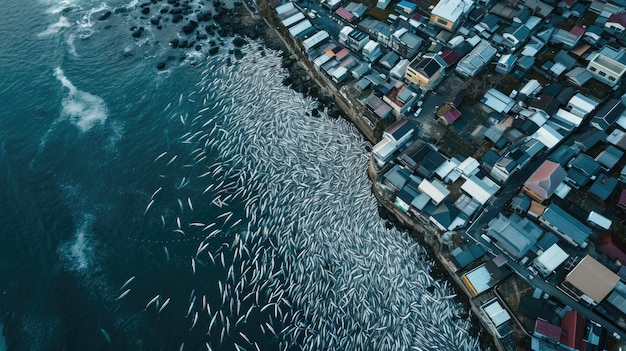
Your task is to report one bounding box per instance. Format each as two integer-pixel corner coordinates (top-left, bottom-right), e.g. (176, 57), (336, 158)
(460, 126), (626, 339)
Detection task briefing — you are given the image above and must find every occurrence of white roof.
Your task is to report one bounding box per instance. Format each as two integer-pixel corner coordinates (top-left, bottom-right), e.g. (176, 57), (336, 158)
(313, 53), (331, 67)
(331, 66), (348, 79)
(302, 30), (330, 51)
(618, 115), (626, 130)
(529, 111), (548, 127)
(569, 93), (598, 114)
(482, 88), (514, 113)
(588, 211), (612, 230)
(461, 175), (500, 205)
(555, 108), (583, 127)
(340, 26), (354, 36)
(554, 182), (571, 199)
(282, 12), (305, 27)
(275, 2), (295, 15)
(457, 157), (480, 177)
(465, 265), (492, 294)
(535, 244), (569, 274)
(532, 124), (563, 149)
(519, 79), (541, 96)
(431, 0), (474, 22)
(483, 300), (511, 327)
(289, 20), (312, 37)
(418, 179), (450, 205)
(435, 159), (458, 179)
(373, 138), (398, 161)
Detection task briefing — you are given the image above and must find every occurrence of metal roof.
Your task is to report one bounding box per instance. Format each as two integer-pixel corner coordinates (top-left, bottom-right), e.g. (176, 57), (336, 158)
(565, 255), (619, 303)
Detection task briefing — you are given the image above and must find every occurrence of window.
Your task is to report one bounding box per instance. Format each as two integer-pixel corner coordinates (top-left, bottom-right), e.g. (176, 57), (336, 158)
(609, 76), (616, 81)
(589, 66), (596, 72)
(599, 71), (606, 77)
(437, 18), (448, 25)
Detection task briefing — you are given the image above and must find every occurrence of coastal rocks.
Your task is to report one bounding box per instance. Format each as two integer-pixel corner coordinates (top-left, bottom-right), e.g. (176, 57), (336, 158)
(208, 46), (219, 55)
(98, 11), (112, 21)
(132, 27), (144, 38)
(157, 62), (166, 70)
(232, 36), (246, 47)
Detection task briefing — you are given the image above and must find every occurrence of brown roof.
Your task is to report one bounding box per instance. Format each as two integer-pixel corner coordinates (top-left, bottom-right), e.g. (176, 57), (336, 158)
(565, 255), (619, 303)
(528, 201), (546, 217)
(523, 160), (567, 201)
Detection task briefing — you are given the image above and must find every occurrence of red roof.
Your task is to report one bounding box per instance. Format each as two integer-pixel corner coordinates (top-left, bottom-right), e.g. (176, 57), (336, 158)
(598, 232), (626, 265)
(620, 189), (626, 207)
(560, 311), (585, 350)
(440, 50), (462, 66)
(335, 7), (356, 23)
(443, 107), (461, 124)
(535, 319), (562, 341)
(569, 25), (586, 37)
(608, 12), (626, 27)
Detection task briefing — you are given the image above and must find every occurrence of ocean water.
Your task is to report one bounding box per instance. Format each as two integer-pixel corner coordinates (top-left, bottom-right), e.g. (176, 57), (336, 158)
(0, 1), (484, 350)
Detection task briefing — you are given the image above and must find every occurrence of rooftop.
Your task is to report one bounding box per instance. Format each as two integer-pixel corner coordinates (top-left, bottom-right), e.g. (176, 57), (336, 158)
(565, 255), (619, 303)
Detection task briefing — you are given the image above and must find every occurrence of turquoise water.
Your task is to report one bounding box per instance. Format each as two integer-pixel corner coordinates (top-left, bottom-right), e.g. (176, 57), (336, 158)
(0, 1), (484, 350)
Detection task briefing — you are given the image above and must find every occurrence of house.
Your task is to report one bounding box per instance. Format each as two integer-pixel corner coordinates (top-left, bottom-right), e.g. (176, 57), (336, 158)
(455, 40), (497, 77)
(587, 211), (612, 230)
(522, 160), (567, 202)
(529, 94), (559, 116)
(550, 26), (584, 49)
(451, 243), (486, 270)
(461, 175), (500, 205)
(362, 41), (383, 62)
(563, 255), (619, 304)
(560, 311), (586, 351)
(533, 244), (569, 276)
(539, 203), (592, 247)
(495, 54), (517, 74)
(429, 0), (474, 31)
(390, 28), (423, 59)
(503, 25), (531, 48)
(379, 51), (400, 69)
(383, 83), (421, 116)
(608, 129), (626, 151)
(418, 178), (450, 205)
(429, 201), (464, 230)
(486, 213), (544, 258)
(395, 0), (417, 15)
(595, 145), (624, 171)
(344, 2), (368, 19)
(531, 123), (564, 149)
(548, 144), (579, 166)
(481, 88), (515, 113)
(605, 12), (626, 36)
(339, 27), (370, 51)
(566, 93), (598, 119)
(462, 259), (511, 296)
(573, 128), (608, 152)
(603, 231), (626, 264)
(397, 141), (447, 178)
(437, 104), (462, 125)
(390, 59), (409, 80)
(302, 30), (330, 51)
(364, 93), (393, 119)
(586, 46), (626, 87)
(565, 66), (593, 86)
(382, 164), (411, 190)
(591, 99), (626, 131)
(482, 299), (513, 338)
(565, 153), (601, 189)
(405, 54), (447, 90)
(589, 174), (618, 201)
(491, 157), (518, 183)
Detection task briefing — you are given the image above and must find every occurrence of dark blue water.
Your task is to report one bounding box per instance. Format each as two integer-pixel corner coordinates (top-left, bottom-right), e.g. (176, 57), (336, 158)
(0, 1), (484, 350)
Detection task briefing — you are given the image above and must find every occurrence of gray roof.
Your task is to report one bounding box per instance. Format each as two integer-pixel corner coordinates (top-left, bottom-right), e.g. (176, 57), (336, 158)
(383, 164), (411, 189)
(574, 128), (608, 151)
(595, 145), (624, 170)
(487, 213), (543, 258)
(540, 204), (591, 246)
(592, 99), (625, 131)
(567, 153), (601, 187)
(548, 145), (579, 166)
(451, 243), (487, 270)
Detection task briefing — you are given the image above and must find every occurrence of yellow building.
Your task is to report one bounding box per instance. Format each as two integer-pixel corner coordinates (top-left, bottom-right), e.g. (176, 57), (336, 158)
(429, 0), (474, 31)
(405, 54), (447, 90)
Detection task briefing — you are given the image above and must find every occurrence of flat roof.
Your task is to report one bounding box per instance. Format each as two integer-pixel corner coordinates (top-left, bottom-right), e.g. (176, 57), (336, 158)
(565, 255), (619, 303)
(431, 0), (474, 22)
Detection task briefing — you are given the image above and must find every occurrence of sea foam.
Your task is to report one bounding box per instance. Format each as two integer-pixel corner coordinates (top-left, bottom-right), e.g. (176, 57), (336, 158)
(54, 67), (108, 132)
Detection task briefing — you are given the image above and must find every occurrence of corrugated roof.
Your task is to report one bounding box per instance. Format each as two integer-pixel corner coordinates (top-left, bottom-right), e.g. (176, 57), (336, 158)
(541, 203), (591, 246)
(535, 244), (568, 274)
(534, 319), (562, 341)
(565, 255), (619, 303)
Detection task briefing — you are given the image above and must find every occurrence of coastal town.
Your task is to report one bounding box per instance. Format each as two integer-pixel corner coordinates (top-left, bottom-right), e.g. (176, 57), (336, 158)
(248, 0), (626, 348)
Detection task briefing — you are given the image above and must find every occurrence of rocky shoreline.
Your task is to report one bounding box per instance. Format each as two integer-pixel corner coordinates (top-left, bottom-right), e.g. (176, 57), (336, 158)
(232, 3), (499, 350)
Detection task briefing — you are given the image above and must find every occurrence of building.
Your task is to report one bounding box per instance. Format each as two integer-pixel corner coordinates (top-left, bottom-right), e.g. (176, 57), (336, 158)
(586, 46), (626, 86)
(539, 203), (591, 247)
(481, 298), (513, 338)
(565, 153), (601, 189)
(589, 174), (618, 202)
(598, 232), (626, 265)
(595, 145), (624, 171)
(532, 243), (568, 276)
(429, 0), (474, 31)
(522, 160), (567, 202)
(503, 25), (531, 48)
(390, 28), (423, 59)
(481, 88), (515, 113)
(461, 175), (500, 205)
(495, 54), (517, 74)
(405, 54), (447, 90)
(566, 93), (598, 119)
(563, 255), (619, 305)
(591, 98), (626, 131)
(455, 40), (497, 78)
(486, 213), (544, 258)
(395, 0), (417, 15)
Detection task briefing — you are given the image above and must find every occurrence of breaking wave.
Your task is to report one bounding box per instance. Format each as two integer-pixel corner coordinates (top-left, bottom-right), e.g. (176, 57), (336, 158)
(54, 67), (108, 132)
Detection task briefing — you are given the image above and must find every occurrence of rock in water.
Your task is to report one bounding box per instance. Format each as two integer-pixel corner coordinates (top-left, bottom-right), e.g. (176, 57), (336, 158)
(98, 11), (112, 20)
(157, 62), (166, 70)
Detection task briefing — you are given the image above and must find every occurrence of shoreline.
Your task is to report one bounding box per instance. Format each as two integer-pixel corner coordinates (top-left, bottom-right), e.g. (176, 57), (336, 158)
(230, 3), (499, 350)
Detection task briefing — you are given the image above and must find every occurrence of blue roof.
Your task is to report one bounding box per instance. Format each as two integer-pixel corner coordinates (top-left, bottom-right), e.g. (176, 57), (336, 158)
(589, 174), (618, 201)
(541, 204), (591, 246)
(397, 0), (417, 9)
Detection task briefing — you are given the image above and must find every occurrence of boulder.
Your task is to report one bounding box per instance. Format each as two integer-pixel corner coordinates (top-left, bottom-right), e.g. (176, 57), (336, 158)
(157, 62), (166, 70)
(98, 11), (112, 20)
(170, 38), (179, 48)
(208, 46), (219, 55)
(232, 36), (246, 47)
(141, 7), (150, 14)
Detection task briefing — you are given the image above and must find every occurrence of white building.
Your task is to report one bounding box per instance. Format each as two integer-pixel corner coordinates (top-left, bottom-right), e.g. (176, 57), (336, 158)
(533, 244), (569, 276)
